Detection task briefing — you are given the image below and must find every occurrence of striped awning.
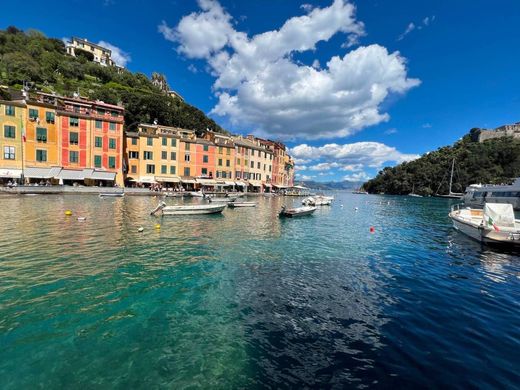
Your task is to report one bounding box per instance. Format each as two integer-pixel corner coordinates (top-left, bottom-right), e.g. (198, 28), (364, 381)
(0, 168), (22, 178)
(24, 167), (61, 179)
(57, 169), (85, 180)
(155, 176), (181, 183)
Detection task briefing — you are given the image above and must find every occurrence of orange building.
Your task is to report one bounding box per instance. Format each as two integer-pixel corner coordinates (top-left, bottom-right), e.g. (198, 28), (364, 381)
(193, 139), (215, 178)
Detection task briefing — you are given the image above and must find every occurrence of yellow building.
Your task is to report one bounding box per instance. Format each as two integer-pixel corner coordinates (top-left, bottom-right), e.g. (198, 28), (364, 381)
(0, 99), (25, 182)
(124, 124), (195, 187)
(66, 37), (116, 67)
(233, 136), (273, 192)
(24, 96), (59, 170)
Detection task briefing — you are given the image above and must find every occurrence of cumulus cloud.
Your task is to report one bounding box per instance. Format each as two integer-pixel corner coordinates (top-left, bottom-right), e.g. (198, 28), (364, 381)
(289, 141), (419, 169)
(98, 41), (131, 67)
(300, 3), (314, 12)
(343, 172), (370, 182)
(160, 0), (419, 140)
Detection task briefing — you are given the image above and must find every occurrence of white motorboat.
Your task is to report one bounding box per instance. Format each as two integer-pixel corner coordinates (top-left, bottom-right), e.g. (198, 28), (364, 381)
(279, 205), (317, 217)
(150, 201), (226, 215)
(228, 201), (256, 208)
(208, 197), (236, 203)
(189, 190), (206, 198)
(462, 178), (520, 210)
(302, 196), (332, 206)
(449, 203), (520, 247)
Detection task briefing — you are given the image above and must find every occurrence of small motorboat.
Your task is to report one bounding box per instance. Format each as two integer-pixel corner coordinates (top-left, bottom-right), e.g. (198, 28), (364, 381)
(189, 191), (205, 198)
(150, 201), (226, 216)
(208, 197), (236, 203)
(228, 201), (256, 208)
(99, 192), (124, 198)
(449, 203), (520, 247)
(279, 205), (317, 218)
(302, 196), (332, 206)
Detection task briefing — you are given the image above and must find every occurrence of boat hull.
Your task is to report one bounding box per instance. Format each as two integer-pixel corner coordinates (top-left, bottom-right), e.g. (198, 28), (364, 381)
(450, 212), (520, 247)
(228, 202), (256, 208)
(161, 205), (226, 215)
(279, 206), (317, 217)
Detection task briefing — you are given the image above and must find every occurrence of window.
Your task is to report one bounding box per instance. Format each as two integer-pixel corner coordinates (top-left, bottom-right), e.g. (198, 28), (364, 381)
(109, 156), (116, 169)
(222, 171), (227, 179)
(218, 158), (222, 166)
(29, 108), (39, 119)
(131, 138), (137, 145)
(162, 137), (167, 146)
(144, 151), (153, 160)
(170, 152), (177, 160)
(4, 125), (15, 138)
(251, 150), (255, 157)
(226, 159), (230, 167)
(94, 155), (102, 168)
(5, 105), (15, 116)
(184, 167), (190, 177)
(95, 120), (102, 129)
(218, 146), (223, 154)
(46, 111), (55, 123)
(69, 132), (79, 145)
(4, 146), (15, 160)
(257, 162), (260, 169)
(70, 117), (79, 127)
(109, 138), (116, 149)
(161, 165), (167, 174)
(36, 127), (47, 143)
(226, 148), (230, 155)
(162, 151), (167, 160)
(237, 158), (241, 165)
(146, 164), (155, 174)
(259, 174), (262, 180)
(184, 154), (190, 162)
(250, 161), (254, 168)
(111, 110), (118, 117)
(131, 165), (137, 174)
(236, 171), (241, 179)
(185, 143), (191, 151)
(171, 138), (177, 147)
(69, 151), (79, 163)
(202, 168), (207, 175)
(269, 165), (272, 172)
(129, 151), (139, 159)
(203, 155), (209, 163)
(36, 149), (47, 162)
(97, 108), (105, 115)
(216, 171), (221, 178)
(95, 136), (102, 148)
(170, 166), (176, 175)
(109, 122), (116, 131)
(147, 137), (153, 146)
(203, 144), (209, 152)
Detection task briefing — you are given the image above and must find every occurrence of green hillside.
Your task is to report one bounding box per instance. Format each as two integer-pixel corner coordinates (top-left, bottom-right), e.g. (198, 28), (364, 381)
(363, 132), (520, 195)
(0, 26), (226, 134)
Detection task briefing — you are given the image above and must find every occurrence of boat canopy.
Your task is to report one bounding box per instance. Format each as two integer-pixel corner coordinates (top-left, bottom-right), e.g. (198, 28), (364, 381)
(484, 203), (516, 228)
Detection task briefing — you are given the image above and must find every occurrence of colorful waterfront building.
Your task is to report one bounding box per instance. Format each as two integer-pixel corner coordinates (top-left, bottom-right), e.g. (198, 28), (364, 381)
(0, 99), (25, 182)
(124, 123), (194, 187)
(232, 135), (273, 192)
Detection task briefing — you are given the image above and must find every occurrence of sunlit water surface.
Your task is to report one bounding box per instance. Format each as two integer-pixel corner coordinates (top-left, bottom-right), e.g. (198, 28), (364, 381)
(0, 193), (519, 388)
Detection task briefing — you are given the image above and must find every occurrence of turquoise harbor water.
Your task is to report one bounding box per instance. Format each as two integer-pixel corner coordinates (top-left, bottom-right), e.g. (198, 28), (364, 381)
(0, 193), (519, 388)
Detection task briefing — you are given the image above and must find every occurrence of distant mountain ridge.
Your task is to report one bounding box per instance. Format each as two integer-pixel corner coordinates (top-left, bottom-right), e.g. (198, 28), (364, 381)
(300, 180), (363, 190)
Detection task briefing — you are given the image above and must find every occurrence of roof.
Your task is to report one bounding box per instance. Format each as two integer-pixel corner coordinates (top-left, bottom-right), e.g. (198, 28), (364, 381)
(69, 37), (112, 54)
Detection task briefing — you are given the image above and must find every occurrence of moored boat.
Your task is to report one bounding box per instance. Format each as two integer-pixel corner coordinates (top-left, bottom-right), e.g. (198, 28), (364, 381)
(302, 195), (332, 206)
(208, 197), (236, 203)
(99, 192), (124, 198)
(228, 201), (256, 208)
(150, 201), (226, 215)
(449, 203), (520, 247)
(462, 178), (520, 210)
(279, 205), (317, 217)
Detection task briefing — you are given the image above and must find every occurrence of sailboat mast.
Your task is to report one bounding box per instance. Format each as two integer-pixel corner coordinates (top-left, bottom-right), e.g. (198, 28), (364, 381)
(448, 158), (455, 195)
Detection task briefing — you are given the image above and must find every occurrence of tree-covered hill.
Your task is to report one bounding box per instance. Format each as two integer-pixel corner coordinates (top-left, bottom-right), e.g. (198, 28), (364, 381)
(363, 133), (520, 195)
(0, 26), (226, 134)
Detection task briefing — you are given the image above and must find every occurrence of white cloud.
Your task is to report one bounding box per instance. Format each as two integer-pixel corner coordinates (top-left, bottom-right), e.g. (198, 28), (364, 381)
(311, 59), (320, 69)
(289, 141), (419, 169)
(422, 123), (432, 128)
(297, 174), (315, 181)
(343, 172), (370, 182)
(384, 127), (397, 135)
(98, 41), (131, 67)
(187, 64), (198, 73)
(397, 22), (415, 41)
(300, 3), (314, 12)
(161, 0), (419, 140)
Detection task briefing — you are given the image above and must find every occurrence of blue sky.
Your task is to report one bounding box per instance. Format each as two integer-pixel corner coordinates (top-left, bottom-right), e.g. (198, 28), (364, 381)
(2, 0), (520, 182)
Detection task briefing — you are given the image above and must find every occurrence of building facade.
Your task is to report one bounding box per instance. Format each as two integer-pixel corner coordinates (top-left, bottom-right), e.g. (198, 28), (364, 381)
(66, 37), (116, 67)
(0, 100), (25, 182)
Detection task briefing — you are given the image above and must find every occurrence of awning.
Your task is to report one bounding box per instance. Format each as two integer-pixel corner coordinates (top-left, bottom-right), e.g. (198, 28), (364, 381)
(264, 183), (272, 187)
(273, 184), (288, 188)
(292, 185), (308, 190)
(24, 167), (61, 179)
(235, 181), (246, 187)
(57, 169), (85, 180)
(155, 175), (181, 183)
(196, 178), (216, 185)
(139, 176), (157, 184)
(0, 168), (22, 178)
(224, 181), (235, 186)
(181, 178), (196, 184)
(249, 181), (262, 187)
(86, 169), (116, 181)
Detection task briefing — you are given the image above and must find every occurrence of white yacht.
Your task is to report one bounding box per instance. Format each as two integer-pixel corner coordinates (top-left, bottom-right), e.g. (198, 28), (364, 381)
(462, 178), (520, 210)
